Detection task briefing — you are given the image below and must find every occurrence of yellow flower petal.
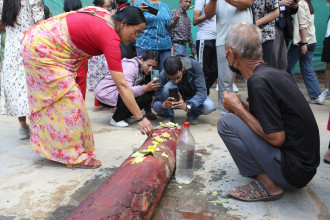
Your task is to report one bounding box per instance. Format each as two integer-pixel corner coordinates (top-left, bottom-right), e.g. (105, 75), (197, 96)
(152, 141), (158, 145)
(131, 156), (146, 164)
(162, 132), (170, 138)
(178, 186), (182, 189)
(148, 145), (155, 150)
(162, 152), (168, 158)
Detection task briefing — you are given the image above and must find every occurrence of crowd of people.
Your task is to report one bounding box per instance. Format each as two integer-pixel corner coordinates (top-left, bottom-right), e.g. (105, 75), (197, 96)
(0, 0), (329, 202)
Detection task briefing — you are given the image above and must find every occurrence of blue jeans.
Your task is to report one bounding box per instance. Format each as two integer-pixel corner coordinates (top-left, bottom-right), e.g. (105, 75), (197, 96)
(173, 44), (187, 56)
(157, 81), (215, 121)
(136, 47), (171, 72)
(287, 43), (321, 99)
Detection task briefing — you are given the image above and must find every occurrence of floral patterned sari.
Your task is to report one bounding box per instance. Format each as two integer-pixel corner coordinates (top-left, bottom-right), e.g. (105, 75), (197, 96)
(21, 7), (110, 164)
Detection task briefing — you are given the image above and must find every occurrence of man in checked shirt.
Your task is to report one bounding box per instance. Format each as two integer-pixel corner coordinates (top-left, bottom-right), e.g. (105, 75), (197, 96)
(170, 0), (196, 57)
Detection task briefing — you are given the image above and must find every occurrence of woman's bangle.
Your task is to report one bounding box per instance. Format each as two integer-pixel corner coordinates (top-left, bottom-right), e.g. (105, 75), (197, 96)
(136, 115), (145, 123)
(300, 42), (307, 45)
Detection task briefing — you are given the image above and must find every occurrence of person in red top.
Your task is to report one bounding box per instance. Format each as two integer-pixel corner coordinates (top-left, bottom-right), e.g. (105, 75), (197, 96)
(21, 6), (153, 169)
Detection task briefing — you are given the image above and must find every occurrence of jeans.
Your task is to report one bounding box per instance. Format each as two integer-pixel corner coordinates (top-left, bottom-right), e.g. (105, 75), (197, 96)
(173, 44), (187, 56)
(156, 81), (215, 121)
(287, 43), (321, 99)
(216, 45), (235, 115)
(136, 47), (171, 72)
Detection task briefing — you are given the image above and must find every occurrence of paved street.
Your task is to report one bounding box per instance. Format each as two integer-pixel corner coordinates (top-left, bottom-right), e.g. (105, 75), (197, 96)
(0, 75), (329, 220)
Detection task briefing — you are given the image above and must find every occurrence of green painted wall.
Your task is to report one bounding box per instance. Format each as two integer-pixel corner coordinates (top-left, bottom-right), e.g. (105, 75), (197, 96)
(44, 0), (329, 71)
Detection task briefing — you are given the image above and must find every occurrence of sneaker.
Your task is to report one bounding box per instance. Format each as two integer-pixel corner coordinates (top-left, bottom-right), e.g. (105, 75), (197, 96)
(110, 117), (129, 127)
(321, 88), (330, 99)
(188, 117), (199, 125)
(233, 83), (239, 93)
(19, 127), (30, 140)
(309, 93), (325, 104)
(186, 114), (199, 125)
(215, 84), (219, 92)
(145, 111), (157, 120)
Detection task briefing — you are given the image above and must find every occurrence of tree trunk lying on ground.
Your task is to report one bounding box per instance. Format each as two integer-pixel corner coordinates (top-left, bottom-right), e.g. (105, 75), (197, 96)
(65, 127), (183, 220)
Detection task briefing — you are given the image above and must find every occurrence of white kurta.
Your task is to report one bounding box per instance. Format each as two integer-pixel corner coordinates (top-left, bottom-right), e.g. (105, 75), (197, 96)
(0, 0), (44, 116)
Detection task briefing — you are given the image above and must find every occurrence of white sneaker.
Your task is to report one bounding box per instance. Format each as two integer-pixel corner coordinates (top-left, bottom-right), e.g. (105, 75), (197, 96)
(215, 84), (219, 92)
(233, 83), (239, 93)
(309, 93), (325, 104)
(19, 127), (30, 140)
(124, 116), (136, 123)
(110, 117), (129, 127)
(321, 88), (330, 99)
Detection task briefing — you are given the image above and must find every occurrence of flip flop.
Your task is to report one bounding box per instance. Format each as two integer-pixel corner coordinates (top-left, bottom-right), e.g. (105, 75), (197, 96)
(66, 158), (102, 169)
(228, 180), (283, 202)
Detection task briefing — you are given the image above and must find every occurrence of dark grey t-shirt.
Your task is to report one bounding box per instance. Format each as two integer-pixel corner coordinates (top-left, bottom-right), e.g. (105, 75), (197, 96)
(248, 63), (320, 188)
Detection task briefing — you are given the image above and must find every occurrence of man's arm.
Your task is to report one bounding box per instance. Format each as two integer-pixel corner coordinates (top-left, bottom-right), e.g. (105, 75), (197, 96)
(225, 0), (255, 9)
(256, 8), (280, 26)
(223, 91), (285, 147)
(193, 10), (207, 26)
(204, 0), (217, 19)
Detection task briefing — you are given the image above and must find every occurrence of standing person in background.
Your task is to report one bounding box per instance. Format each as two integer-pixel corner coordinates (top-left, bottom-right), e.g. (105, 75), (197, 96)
(204, 0), (254, 115)
(193, 0), (218, 95)
(171, 0), (196, 57)
(134, 0), (173, 71)
(63, 0), (82, 12)
(0, 0), (44, 140)
(44, 5), (52, 19)
(272, 0), (298, 71)
(252, 0), (279, 67)
(287, 0), (326, 104)
(320, 16), (330, 99)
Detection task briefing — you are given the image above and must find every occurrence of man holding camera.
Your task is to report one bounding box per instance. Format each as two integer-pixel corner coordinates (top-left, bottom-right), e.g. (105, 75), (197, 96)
(153, 56), (215, 124)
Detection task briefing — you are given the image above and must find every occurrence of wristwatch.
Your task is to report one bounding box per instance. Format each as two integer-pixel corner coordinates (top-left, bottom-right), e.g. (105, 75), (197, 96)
(186, 103), (191, 112)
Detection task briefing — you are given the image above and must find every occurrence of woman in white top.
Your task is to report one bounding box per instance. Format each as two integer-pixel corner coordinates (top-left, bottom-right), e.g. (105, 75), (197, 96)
(0, 0), (44, 139)
(286, 0), (325, 104)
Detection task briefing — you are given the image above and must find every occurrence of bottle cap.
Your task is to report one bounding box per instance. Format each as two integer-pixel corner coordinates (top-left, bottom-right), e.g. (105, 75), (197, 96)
(184, 122), (190, 127)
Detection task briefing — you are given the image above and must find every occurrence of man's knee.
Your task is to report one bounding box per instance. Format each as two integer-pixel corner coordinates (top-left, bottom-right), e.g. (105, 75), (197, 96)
(203, 97), (216, 115)
(217, 113), (239, 135)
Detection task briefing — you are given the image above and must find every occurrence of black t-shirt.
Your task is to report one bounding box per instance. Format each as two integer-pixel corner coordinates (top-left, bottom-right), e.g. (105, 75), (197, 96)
(248, 63), (320, 188)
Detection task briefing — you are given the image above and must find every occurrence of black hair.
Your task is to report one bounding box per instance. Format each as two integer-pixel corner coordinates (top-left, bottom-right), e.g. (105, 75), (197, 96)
(117, 0), (130, 6)
(1, 0), (21, 27)
(93, 0), (104, 7)
(163, 56), (183, 76)
(110, 2), (117, 10)
(304, 0), (314, 15)
(44, 5), (51, 19)
(63, 0), (82, 12)
(112, 6), (146, 25)
(142, 50), (160, 63)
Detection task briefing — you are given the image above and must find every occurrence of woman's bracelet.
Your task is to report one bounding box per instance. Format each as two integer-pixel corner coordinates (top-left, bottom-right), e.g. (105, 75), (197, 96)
(300, 42), (308, 45)
(136, 115), (146, 123)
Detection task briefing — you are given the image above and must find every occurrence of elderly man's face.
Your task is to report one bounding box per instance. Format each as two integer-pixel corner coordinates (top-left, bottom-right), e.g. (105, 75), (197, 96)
(225, 46), (241, 74)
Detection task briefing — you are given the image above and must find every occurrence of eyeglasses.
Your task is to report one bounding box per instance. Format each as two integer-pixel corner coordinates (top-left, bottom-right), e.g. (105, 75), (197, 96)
(130, 26), (141, 37)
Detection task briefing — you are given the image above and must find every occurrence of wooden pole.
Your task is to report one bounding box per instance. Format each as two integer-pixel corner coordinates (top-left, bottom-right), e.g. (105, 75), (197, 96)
(65, 127), (182, 220)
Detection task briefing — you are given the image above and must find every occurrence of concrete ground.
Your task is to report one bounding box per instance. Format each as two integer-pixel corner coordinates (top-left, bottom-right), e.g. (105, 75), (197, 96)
(0, 74), (329, 220)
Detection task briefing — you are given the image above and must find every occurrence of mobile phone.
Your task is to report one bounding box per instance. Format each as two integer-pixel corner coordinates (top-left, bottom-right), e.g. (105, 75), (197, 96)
(150, 70), (159, 83)
(141, 3), (158, 16)
(168, 88), (180, 102)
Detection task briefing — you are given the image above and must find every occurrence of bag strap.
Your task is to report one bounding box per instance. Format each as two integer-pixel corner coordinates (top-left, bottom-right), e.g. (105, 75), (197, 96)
(77, 10), (115, 29)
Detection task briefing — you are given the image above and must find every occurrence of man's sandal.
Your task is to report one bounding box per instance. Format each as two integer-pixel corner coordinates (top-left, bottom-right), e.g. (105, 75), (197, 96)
(228, 180), (283, 202)
(66, 158), (102, 169)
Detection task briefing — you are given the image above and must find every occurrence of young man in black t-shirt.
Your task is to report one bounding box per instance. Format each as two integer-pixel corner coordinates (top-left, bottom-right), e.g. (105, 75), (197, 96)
(217, 23), (320, 201)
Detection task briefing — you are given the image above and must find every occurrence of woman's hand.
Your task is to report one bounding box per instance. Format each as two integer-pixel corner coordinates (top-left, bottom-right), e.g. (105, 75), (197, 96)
(143, 79), (161, 92)
(138, 117), (153, 136)
(139, 2), (149, 12)
(301, 44), (308, 55)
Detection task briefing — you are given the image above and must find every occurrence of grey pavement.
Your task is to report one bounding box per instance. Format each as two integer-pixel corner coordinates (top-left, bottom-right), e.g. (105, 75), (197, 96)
(0, 74), (329, 220)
